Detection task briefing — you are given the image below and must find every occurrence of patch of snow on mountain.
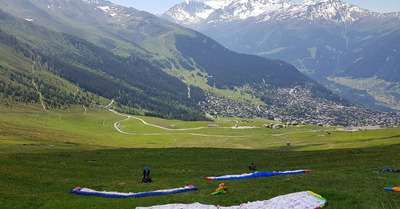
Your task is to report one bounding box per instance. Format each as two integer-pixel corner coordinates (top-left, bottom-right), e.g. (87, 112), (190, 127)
(197, 9), (215, 19)
(231, 0), (291, 19)
(176, 10), (199, 23)
(205, 0), (233, 10)
(97, 6), (117, 16)
(82, 0), (100, 4)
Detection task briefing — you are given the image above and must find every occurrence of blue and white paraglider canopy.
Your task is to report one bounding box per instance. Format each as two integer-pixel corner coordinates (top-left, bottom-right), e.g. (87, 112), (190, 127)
(206, 170), (312, 180)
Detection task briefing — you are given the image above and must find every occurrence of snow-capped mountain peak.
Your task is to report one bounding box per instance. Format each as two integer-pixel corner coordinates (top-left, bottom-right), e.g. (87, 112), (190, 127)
(163, 0), (386, 25)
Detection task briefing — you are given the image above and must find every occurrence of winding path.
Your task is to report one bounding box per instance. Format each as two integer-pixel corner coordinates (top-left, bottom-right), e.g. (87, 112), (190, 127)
(108, 107), (243, 138)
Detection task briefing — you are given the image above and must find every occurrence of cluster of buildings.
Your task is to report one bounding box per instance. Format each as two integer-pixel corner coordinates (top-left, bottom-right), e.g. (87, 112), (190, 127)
(199, 86), (400, 127)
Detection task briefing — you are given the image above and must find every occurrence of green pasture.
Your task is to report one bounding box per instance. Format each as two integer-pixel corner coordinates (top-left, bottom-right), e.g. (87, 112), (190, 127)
(2, 104), (400, 151)
(1, 146), (400, 208)
(1, 105), (400, 208)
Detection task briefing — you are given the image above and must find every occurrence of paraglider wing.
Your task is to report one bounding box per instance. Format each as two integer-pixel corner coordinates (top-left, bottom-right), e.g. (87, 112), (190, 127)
(206, 170), (312, 180)
(385, 187), (400, 192)
(69, 185), (198, 198)
(136, 191), (327, 209)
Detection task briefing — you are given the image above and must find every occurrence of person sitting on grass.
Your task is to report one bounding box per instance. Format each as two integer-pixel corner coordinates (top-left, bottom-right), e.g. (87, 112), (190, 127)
(249, 162), (256, 171)
(141, 167), (152, 183)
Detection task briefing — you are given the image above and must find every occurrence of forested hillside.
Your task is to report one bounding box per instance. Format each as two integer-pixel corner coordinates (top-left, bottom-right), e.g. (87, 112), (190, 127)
(175, 33), (346, 105)
(0, 10), (206, 120)
(0, 29), (97, 109)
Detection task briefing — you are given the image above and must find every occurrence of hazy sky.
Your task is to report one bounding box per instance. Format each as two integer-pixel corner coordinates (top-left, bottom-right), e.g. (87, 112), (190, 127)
(109, 0), (400, 15)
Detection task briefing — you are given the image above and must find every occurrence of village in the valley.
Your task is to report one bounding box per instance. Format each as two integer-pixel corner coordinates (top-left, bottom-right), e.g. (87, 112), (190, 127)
(200, 88), (400, 128)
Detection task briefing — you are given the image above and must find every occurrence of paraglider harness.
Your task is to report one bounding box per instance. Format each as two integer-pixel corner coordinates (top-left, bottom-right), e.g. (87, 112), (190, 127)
(211, 183), (228, 195)
(141, 167), (152, 183)
(249, 162), (256, 171)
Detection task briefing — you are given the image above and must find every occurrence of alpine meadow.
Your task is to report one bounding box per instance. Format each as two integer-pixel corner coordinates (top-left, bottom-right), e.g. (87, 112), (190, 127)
(1, 0), (400, 208)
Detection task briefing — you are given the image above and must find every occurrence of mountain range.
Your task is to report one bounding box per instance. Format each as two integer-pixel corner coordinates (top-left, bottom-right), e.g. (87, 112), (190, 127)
(1, 0), (399, 126)
(163, 0), (400, 112)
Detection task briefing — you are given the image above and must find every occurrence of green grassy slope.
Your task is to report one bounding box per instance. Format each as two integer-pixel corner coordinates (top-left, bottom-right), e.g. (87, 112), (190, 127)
(2, 104), (400, 151)
(1, 104), (400, 208)
(0, 145), (399, 208)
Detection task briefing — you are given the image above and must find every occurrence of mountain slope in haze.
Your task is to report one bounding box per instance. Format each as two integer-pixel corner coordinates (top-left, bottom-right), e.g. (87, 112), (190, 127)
(163, 0), (400, 112)
(1, 0), (399, 126)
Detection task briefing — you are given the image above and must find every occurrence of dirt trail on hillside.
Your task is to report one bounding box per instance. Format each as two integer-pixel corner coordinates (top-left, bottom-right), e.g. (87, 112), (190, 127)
(31, 63), (62, 119)
(108, 109), (243, 138)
